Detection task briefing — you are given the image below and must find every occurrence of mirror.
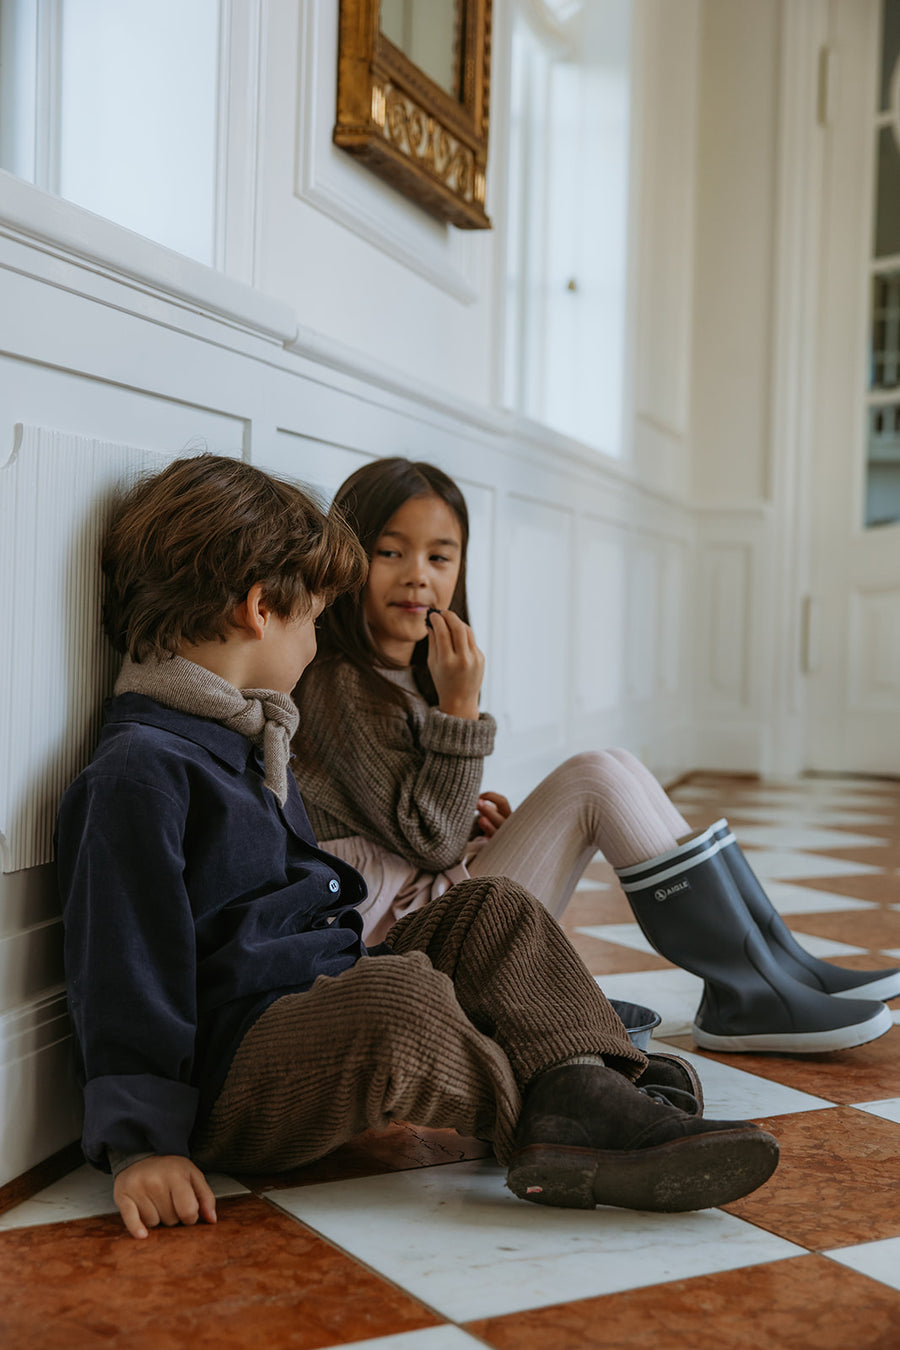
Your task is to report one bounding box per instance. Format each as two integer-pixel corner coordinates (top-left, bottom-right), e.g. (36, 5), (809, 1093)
(379, 0), (461, 98)
(334, 0), (492, 229)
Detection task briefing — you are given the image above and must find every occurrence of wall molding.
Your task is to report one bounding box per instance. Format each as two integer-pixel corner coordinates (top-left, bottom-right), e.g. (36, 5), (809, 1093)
(0, 170), (296, 344)
(294, 0), (480, 302)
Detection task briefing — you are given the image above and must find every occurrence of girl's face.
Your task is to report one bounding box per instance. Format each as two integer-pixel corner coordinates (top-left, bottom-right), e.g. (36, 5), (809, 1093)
(363, 493), (463, 664)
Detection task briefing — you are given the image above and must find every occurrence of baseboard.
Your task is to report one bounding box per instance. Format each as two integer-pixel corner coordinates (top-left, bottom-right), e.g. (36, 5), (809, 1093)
(0, 1138), (83, 1219)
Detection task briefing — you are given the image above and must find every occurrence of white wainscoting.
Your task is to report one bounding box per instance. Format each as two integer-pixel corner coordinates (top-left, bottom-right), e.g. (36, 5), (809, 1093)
(848, 586), (900, 710)
(691, 507), (772, 771)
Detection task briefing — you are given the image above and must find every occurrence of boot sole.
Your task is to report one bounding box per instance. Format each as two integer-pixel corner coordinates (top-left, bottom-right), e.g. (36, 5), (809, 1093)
(506, 1128), (779, 1213)
(691, 1004), (892, 1053)
(832, 974), (900, 1002)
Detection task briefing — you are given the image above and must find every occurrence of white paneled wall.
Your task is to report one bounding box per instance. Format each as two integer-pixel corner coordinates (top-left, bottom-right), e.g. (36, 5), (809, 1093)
(848, 588), (900, 711)
(692, 508), (771, 770)
(0, 427), (171, 872)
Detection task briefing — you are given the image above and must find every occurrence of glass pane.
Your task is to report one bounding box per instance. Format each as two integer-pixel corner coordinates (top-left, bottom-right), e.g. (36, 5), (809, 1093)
(0, 0), (38, 180)
(870, 270), (900, 389)
(58, 0), (219, 265)
(380, 0), (461, 99)
(881, 0), (900, 111)
(875, 125), (900, 257)
(865, 403), (900, 527)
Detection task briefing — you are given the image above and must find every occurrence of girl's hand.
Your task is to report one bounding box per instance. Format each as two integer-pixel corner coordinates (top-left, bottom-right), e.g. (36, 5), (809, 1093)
(427, 610), (485, 719)
(476, 792), (512, 838)
(113, 1155), (217, 1239)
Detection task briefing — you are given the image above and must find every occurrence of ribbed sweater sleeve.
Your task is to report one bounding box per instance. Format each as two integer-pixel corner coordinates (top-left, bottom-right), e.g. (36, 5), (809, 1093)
(292, 662), (496, 872)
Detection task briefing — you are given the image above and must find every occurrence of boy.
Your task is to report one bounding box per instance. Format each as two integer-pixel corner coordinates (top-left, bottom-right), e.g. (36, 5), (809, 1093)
(57, 455), (778, 1239)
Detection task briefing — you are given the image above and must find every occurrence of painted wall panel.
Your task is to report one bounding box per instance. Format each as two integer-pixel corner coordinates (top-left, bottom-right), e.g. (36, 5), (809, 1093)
(575, 524), (627, 716)
(849, 588), (900, 709)
(625, 543), (658, 703)
(0, 426), (171, 873)
(700, 541), (752, 708)
(500, 495), (572, 753)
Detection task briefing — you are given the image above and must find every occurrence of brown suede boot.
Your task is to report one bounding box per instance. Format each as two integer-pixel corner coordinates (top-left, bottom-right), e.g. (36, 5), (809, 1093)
(507, 1063), (778, 1212)
(635, 1052), (704, 1115)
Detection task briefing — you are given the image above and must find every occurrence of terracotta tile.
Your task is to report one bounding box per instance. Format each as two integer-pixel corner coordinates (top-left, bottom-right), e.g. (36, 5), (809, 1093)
(580, 858), (618, 885)
(565, 933), (673, 976)
(785, 873), (900, 905)
(234, 1122), (493, 1192)
(676, 773), (761, 789)
(666, 1023), (900, 1105)
(560, 889), (633, 930)
(723, 1107), (900, 1248)
(467, 1255), (900, 1350)
(785, 907), (900, 950)
(812, 844), (900, 869)
(829, 821), (900, 840)
(0, 1195), (440, 1350)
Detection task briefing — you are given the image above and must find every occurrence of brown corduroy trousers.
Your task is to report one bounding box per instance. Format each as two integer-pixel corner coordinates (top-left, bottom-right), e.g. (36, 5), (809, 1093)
(192, 875), (645, 1173)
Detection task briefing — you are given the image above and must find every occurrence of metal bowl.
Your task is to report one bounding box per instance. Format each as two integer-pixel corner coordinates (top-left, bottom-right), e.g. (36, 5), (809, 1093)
(608, 998), (662, 1052)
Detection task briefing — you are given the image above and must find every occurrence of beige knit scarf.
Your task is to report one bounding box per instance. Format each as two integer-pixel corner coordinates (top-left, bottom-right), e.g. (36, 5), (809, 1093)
(114, 654), (299, 805)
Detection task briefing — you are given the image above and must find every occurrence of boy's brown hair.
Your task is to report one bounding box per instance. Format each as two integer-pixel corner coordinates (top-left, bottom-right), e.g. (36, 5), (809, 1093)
(102, 454), (368, 661)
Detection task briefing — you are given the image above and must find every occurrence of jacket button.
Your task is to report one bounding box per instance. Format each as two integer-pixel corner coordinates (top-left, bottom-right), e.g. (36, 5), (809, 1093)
(328, 879), (340, 893)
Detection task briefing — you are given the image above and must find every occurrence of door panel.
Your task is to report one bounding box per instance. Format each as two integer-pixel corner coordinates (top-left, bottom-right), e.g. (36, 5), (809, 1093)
(808, 0), (900, 773)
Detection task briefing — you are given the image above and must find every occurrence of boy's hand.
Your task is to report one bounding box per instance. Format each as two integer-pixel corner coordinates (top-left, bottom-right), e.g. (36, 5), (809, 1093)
(476, 792), (512, 838)
(113, 1155), (217, 1239)
(427, 610), (485, 719)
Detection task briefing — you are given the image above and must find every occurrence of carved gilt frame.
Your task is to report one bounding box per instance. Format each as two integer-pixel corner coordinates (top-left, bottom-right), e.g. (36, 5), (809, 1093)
(333, 0), (492, 229)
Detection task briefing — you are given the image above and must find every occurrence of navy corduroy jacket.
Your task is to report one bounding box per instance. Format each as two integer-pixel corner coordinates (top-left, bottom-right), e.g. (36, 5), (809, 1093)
(56, 693), (368, 1169)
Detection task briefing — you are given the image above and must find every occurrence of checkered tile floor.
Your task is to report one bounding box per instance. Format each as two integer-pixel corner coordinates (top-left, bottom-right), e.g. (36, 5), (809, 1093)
(3, 774), (900, 1349)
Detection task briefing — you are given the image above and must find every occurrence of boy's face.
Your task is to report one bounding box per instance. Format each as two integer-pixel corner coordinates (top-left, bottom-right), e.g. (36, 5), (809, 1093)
(259, 596), (326, 693)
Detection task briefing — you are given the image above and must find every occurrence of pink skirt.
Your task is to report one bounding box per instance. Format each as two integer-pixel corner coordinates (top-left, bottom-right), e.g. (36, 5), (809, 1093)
(322, 835), (489, 946)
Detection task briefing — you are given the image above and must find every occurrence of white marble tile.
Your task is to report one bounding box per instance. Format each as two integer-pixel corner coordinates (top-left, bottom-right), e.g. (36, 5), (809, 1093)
(334, 1329), (486, 1350)
(762, 881), (877, 916)
(851, 1097), (900, 1125)
(594, 968), (703, 1037)
(774, 931), (868, 960)
(825, 1235), (900, 1293)
(0, 1163), (248, 1230)
(710, 806), (895, 827)
(672, 786), (898, 809)
(575, 878), (611, 892)
(579, 919), (865, 964)
(729, 825), (887, 850)
(649, 1038), (836, 1118)
(736, 850), (882, 880)
(576, 923), (658, 957)
(272, 1159), (804, 1321)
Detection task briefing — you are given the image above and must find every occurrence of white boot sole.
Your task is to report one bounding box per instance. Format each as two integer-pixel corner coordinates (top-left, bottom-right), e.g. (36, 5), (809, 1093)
(831, 974), (900, 1002)
(691, 1004), (892, 1053)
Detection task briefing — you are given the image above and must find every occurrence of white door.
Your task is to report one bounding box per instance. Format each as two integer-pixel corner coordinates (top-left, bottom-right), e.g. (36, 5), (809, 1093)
(808, 0), (900, 773)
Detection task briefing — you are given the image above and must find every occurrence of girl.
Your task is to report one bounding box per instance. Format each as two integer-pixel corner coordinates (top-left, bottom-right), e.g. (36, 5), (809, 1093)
(293, 458), (899, 1054)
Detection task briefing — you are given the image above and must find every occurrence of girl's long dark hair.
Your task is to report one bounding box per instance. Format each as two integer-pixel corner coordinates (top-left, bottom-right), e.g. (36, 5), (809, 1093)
(296, 457), (471, 719)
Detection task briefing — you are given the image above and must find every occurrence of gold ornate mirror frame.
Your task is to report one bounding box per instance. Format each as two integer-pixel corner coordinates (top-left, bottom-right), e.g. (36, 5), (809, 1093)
(333, 0), (492, 229)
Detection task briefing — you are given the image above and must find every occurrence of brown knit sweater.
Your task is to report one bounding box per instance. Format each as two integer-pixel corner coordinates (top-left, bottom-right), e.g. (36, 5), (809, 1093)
(292, 661), (496, 872)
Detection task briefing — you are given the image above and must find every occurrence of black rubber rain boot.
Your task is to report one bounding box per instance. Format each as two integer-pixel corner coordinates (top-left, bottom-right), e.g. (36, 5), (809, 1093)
(615, 836), (892, 1052)
(701, 818), (900, 1002)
